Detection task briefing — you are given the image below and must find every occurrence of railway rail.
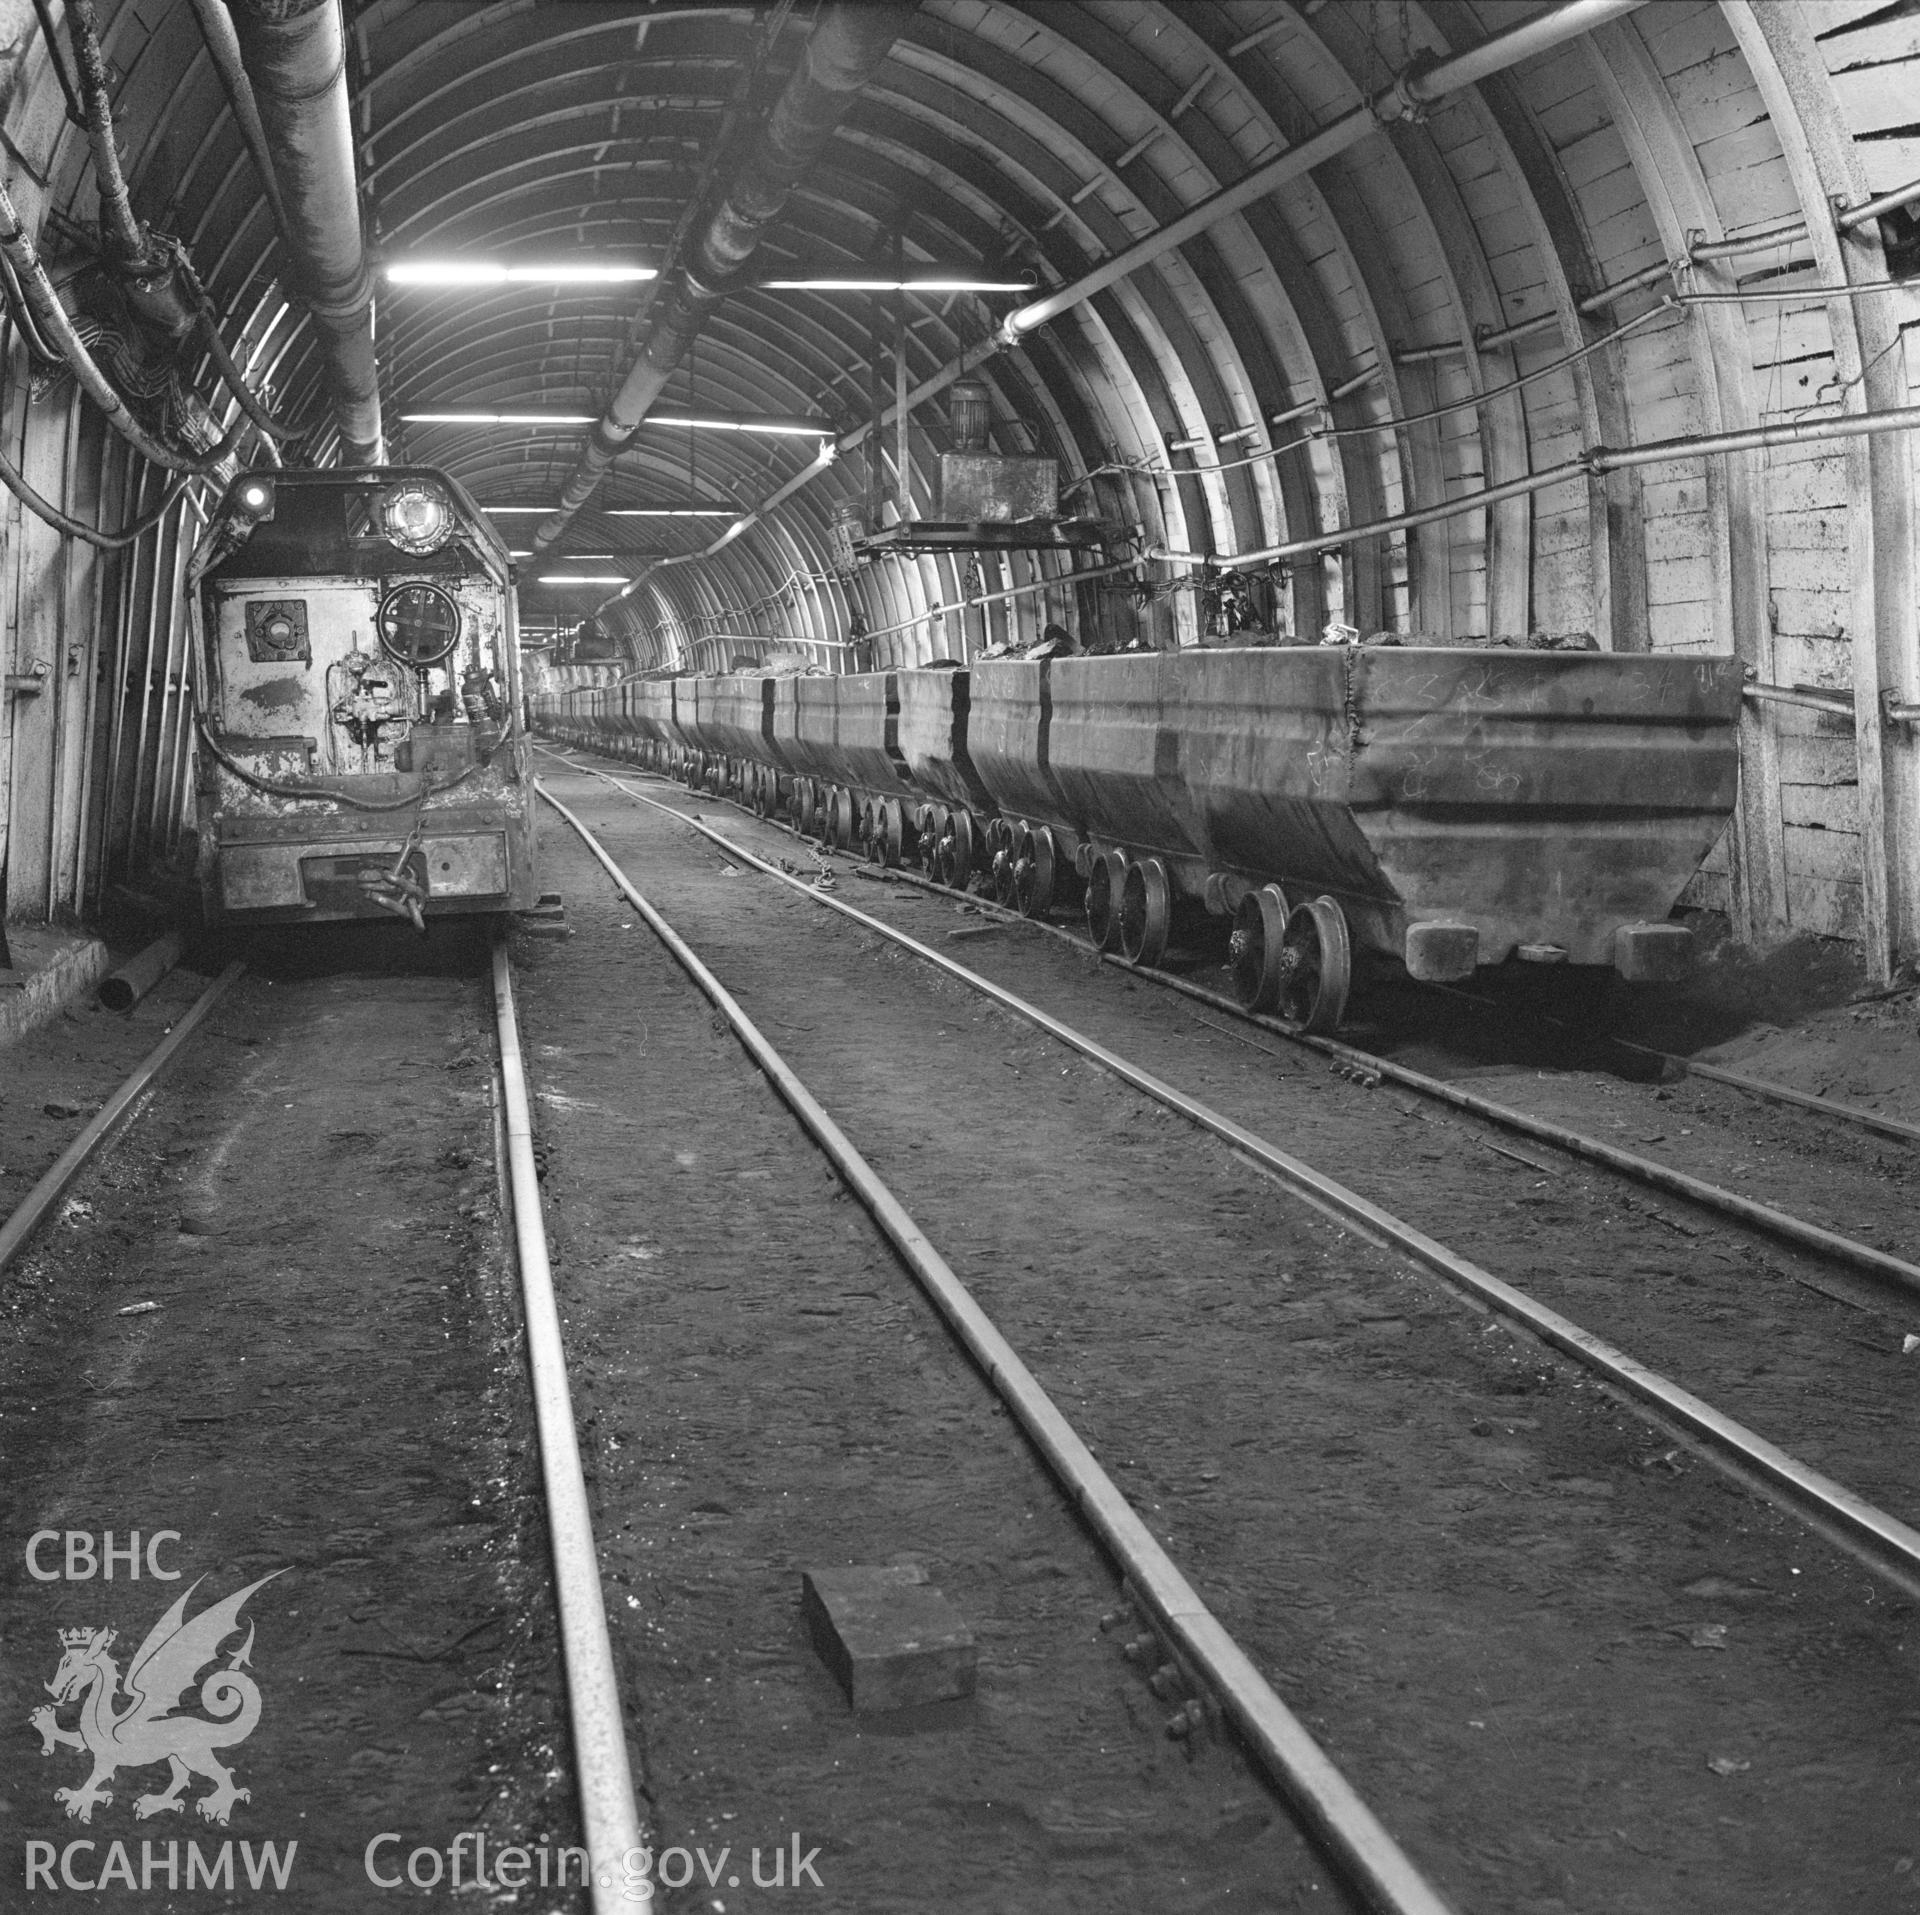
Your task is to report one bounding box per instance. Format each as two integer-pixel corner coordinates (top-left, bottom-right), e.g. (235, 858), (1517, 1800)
(526, 757), (1920, 1913)
(537, 743), (1920, 1305)
(535, 761), (1920, 1593)
(536, 735), (1910, 1153)
(0, 939), (645, 1915)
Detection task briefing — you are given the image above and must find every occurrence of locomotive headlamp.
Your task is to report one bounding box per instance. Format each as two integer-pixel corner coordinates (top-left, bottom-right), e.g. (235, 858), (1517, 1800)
(378, 482), (455, 557)
(232, 476), (275, 521)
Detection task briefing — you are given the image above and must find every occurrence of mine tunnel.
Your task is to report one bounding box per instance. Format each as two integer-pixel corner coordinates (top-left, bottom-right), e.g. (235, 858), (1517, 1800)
(4, 5), (1920, 1913)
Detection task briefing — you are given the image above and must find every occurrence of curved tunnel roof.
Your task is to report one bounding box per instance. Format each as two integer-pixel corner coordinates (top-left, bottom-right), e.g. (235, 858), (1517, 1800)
(12, 0), (1913, 672)
(2, 0), (1919, 975)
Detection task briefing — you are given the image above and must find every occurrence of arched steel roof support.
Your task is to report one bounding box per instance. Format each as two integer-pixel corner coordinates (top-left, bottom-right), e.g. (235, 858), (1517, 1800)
(534, 1), (905, 555)
(1725, 0), (1919, 989)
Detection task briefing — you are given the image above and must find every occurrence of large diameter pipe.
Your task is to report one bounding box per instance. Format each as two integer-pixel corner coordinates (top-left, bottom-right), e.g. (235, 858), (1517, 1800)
(535, 2), (901, 552)
(230, 0), (382, 464)
(97, 931), (185, 1012)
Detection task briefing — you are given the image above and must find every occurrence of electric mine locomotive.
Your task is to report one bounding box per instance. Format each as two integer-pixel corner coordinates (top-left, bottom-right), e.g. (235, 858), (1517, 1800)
(190, 467), (537, 927)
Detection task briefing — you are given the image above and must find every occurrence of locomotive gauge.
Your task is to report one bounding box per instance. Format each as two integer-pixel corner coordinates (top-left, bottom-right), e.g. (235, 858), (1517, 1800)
(375, 581), (461, 666)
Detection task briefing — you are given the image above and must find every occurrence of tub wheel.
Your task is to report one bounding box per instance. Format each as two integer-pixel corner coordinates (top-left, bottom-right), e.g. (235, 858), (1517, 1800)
(1085, 849), (1128, 951)
(1278, 897), (1352, 1033)
(1119, 857), (1171, 967)
(943, 809), (978, 888)
(1229, 884), (1290, 1010)
(989, 820), (1019, 905)
(876, 798), (906, 868)
(1014, 825), (1057, 919)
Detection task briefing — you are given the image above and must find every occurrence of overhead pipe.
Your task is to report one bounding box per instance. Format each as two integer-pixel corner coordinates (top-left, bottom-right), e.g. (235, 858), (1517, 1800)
(534, 1), (902, 554)
(608, 0), (1648, 608)
(1152, 400), (1920, 571)
(1001, 0), (1648, 348)
(834, 0), (1643, 458)
(230, 0), (383, 464)
(1400, 176), (1920, 365)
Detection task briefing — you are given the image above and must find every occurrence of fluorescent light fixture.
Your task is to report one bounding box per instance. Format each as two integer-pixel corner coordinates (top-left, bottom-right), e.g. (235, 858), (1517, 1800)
(402, 411), (597, 425)
(643, 411), (833, 437)
(536, 574), (631, 585)
(483, 503), (733, 517)
(759, 277), (1035, 293)
(409, 410), (829, 436)
(386, 261), (656, 286)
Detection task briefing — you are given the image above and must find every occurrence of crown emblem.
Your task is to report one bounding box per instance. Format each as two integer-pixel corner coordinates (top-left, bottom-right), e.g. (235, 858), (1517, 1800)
(58, 1626), (102, 1647)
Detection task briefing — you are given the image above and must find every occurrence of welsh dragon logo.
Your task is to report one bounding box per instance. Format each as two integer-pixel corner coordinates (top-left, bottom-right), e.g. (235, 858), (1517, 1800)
(28, 1571), (281, 1826)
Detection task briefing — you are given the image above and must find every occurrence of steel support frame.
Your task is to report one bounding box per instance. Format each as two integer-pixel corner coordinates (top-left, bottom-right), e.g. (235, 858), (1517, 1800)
(1725, 0), (1918, 985)
(1585, 14), (1787, 950)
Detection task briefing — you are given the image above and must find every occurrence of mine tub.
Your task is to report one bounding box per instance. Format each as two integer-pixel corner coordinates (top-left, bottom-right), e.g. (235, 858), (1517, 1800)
(979, 645), (1744, 976)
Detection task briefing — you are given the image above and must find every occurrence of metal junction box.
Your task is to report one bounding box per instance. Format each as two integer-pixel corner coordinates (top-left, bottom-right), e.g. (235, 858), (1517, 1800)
(937, 452), (1058, 523)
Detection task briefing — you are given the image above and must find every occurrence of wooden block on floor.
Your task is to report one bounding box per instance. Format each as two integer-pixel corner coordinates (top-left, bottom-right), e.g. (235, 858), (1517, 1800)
(801, 1564), (977, 1713)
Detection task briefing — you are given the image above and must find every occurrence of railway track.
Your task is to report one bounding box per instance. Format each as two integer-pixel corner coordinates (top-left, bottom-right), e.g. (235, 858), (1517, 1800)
(537, 742), (1919, 1304)
(523, 757), (1920, 1915)
(540, 742), (1919, 1290)
(0, 933), (642, 1914)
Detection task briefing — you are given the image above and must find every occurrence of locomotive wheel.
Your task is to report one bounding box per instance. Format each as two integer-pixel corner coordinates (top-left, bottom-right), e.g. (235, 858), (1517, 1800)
(1229, 884), (1292, 1011)
(1013, 824), (1057, 919)
(1085, 849), (1128, 951)
(1118, 857), (1171, 967)
(861, 799), (883, 862)
(910, 805), (934, 869)
(1276, 897), (1353, 1033)
(795, 779), (817, 836)
(832, 787), (857, 851)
